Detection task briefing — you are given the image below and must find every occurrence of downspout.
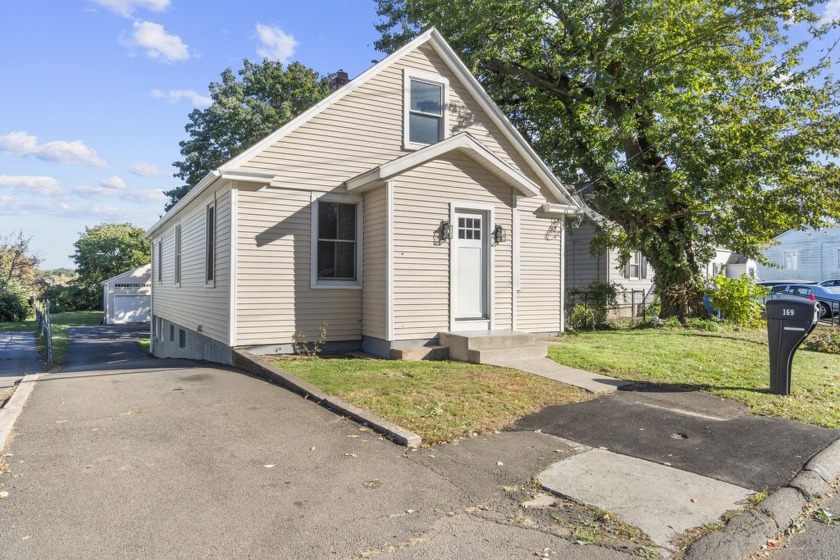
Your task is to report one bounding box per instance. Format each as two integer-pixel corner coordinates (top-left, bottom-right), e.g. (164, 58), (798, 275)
(560, 214), (566, 333)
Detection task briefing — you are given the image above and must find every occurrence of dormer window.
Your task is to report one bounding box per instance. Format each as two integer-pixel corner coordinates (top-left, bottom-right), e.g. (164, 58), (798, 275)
(404, 69), (448, 149)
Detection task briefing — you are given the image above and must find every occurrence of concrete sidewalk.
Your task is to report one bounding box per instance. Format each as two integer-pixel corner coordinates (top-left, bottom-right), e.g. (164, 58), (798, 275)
(485, 356), (631, 393)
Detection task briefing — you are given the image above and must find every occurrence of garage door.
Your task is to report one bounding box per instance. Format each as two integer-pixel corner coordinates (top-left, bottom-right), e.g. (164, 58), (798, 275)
(113, 295), (151, 323)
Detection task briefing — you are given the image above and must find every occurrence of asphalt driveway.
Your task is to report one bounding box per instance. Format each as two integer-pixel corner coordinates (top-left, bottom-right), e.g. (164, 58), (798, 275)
(0, 327), (634, 559)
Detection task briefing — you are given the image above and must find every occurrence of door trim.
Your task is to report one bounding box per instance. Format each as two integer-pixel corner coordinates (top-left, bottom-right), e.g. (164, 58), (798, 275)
(449, 202), (494, 332)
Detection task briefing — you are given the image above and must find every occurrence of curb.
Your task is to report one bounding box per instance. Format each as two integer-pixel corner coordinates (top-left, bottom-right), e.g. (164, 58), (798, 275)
(0, 374), (42, 453)
(684, 437), (840, 560)
(232, 350), (422, 448)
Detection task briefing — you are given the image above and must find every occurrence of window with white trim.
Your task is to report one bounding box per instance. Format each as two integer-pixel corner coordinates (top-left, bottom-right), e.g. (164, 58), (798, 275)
(625, 252), (647, 280)
(156, 240), (162, 282)
(317, 201), (358, 282)
(404, 70), (447, 149)
(205, 202), (216, 285)
(784, 250), (797, 271)
(174, 225), (182, 286)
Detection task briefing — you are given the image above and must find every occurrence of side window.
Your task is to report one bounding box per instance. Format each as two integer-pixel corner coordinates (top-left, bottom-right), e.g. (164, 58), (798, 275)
(770, 285), (786, 294)
(783, 250), (797, 271)
(625, 252), (646, 280)
(174, 225), (182, 286)
(205, 202), (216, 285)
(317, 201), (358, 281)
(404, 70), (447, 149)
(156, 240), (163, 283)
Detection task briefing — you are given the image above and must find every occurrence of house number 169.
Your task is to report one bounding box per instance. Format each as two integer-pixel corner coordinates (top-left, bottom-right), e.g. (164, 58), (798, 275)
(782, 309), (795, 316)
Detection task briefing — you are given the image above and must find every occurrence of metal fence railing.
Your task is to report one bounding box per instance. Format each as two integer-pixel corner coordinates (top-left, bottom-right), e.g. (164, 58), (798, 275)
(565, 288), (655, 329)
(35, 299), (52, 365)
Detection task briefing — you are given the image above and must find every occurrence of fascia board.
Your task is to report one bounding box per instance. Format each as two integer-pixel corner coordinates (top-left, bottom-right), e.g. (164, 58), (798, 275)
(426, 30), (580, 209)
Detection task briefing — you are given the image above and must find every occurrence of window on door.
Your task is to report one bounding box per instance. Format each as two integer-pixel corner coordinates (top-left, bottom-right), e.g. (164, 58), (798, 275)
(457, 216), (482, 240)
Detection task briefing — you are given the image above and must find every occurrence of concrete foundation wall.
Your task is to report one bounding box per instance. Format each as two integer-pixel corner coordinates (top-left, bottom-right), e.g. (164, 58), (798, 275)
(152, 315), (233, 365)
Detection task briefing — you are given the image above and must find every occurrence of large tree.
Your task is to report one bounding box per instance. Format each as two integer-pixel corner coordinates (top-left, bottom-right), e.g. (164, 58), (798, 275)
(166, 59), (333, 210)
(0, 230), (42, 290)
(375, 0), (840, 319)
(70, 223), (150, 310)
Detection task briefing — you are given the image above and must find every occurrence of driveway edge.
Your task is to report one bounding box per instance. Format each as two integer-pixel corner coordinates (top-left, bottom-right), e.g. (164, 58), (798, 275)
(232, 350), (422, 448)
(0, 374), (42, 453)
(684, 437), (840, 560)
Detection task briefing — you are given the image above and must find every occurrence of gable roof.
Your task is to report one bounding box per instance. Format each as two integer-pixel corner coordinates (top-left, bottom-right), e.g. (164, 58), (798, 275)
(100, 263), (151, 286)
(146, 28), (579, 239)
(345, 132), (541, 196)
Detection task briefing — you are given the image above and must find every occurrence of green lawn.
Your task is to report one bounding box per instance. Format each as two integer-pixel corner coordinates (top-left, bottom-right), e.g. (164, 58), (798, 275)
(549, 327), (840, 428)
(267, 356), (593, 444)
(0, 316), (38, 333)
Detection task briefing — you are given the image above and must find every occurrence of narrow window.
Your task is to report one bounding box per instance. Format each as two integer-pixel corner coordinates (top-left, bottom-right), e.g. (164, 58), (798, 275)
(205, 203), (216, 284)
(625, 252), (645, 279)
(156, 240), (163, 282)
(169, 324), (174, 342)
(784, 250), (797, 271)
(317, 201), (357, 281)
(408, 79), (443, 145)
(179, 329), (186, 348)
(174, 225), (182, 285)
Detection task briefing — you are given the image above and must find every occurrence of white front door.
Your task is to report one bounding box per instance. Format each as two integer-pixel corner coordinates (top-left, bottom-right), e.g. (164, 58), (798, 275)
(453, 210), (489, 328)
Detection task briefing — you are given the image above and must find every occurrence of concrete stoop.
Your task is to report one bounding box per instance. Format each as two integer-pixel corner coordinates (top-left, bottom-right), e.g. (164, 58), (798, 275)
(438, 330), (547, 364)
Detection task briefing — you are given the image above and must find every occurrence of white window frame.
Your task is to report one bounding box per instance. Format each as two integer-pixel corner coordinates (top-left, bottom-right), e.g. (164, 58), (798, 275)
(205, 201), (216, 287)
(174, 224), (182, 287)
(784, 250), (797, 271)
(403, 69), (449, 150)
(310, 192), (363, 289)
(625, 252), (646, 280)
(156, 240), (163, 283)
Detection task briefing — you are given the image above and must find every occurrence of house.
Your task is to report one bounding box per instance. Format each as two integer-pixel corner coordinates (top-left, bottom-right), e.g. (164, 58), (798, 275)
(757, 227), (840, 283)
(101, 264), (151, 324)
(565, 210), (757, 316)
(143, 29), (581, 364)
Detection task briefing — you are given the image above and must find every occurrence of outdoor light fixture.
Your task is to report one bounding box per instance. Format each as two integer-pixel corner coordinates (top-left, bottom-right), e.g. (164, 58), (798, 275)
(492, 224), (506, 245)
(439, 220), (453, 241)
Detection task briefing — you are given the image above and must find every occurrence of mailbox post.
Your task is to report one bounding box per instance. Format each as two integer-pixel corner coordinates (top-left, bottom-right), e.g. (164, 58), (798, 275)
(765, 298), (820, 395)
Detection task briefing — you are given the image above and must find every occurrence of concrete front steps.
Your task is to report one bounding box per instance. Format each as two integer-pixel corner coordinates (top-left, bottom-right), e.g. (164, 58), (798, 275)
(390, 345), (449, 361)
(438, 330), (547, 364)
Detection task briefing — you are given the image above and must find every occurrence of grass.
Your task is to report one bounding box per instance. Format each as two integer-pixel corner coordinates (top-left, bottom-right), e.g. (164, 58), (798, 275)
(0, 316), (37, 333)
(549, 326), (840, 428)
(138, 339), (151, 354)
(266, 356), (593, 444)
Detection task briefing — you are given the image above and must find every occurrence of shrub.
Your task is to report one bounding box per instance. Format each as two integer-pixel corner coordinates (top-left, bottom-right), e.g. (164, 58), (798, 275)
(0, 281), (33, 322)
(567, 282), (620, 329)
(707, 275), (768, 325)
(803, 329), (840, 354)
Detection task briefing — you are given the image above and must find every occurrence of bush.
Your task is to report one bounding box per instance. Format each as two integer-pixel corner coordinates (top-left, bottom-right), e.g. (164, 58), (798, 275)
(40, 283), (94, 313)
(567, 282), (620, 329)
(707, 275), (768, 325)
(803, 329), (840, 354)
(0, 281), (33, 322)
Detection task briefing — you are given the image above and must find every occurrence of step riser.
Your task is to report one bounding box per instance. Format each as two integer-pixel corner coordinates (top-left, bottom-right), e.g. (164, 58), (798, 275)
(468, 346), (547, 363)
(390, 346), (449, 361)
(439, 333), (537, 351)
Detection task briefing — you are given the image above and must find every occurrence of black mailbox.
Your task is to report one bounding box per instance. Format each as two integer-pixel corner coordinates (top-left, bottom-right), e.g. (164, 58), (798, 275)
(766, 298), (820, 395)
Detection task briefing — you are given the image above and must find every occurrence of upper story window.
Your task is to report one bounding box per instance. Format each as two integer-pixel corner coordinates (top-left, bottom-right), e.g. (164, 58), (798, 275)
(784, 250), (797, 271)
(156, 240), (162, 283)
(311, 196), (362, 289)
(404, 69), (448, 149)
(205, 202), (216, 285)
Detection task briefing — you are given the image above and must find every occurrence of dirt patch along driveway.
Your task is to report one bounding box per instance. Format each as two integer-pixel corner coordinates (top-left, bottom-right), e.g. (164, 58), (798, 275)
(0, 328), (638, 559)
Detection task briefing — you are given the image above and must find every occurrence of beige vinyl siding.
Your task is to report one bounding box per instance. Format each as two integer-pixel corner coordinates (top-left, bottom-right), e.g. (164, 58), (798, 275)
(237, 43), (555, 201)
(235, 188), (361, 345)
(392, 153), (514, 340)
(152, 186), (231, 343)
(517, 197), (562, 333)
(362, 187), (388, 340)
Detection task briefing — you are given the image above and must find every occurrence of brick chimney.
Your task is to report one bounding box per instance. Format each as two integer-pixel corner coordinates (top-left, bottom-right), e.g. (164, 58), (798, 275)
(330, 70), (350, 92)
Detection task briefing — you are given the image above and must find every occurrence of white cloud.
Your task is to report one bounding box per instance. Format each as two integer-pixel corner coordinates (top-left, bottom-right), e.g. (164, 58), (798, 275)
(90, 0), (170, 18)
(822, 0), (840, 24)
(129, 160), (161, 176)
(0, 131), (107, 167)
(0, 195), (72, 217)
(74, 176), (166, 204)
(0, 175), (63, 196)
(122, 21), (189, 63)
(255, 24), (298, 63)
(151, 88), (212, 108)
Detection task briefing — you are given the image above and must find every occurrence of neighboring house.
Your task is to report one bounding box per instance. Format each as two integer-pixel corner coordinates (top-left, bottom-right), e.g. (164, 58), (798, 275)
(706, 249), (758, 280)
(144, 29), (581, 364)
(101, 264), (151, 324)
(758, 227), (840, 283)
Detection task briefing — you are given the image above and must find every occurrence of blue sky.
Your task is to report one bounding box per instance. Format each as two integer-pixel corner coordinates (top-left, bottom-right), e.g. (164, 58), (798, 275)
(0, 1), (838, 269)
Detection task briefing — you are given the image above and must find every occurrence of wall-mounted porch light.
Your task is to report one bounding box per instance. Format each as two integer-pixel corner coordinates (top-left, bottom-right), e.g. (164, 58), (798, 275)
(434, 220), (453, 245)
(492, 224), (506, 245)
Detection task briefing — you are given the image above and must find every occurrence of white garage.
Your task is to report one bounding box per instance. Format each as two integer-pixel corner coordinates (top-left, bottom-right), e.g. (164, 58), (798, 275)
(101, 264), (151, 324)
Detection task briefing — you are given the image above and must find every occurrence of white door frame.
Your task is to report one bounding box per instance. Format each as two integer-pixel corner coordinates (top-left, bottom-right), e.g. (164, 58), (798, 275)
(449, 202), (494, 332)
